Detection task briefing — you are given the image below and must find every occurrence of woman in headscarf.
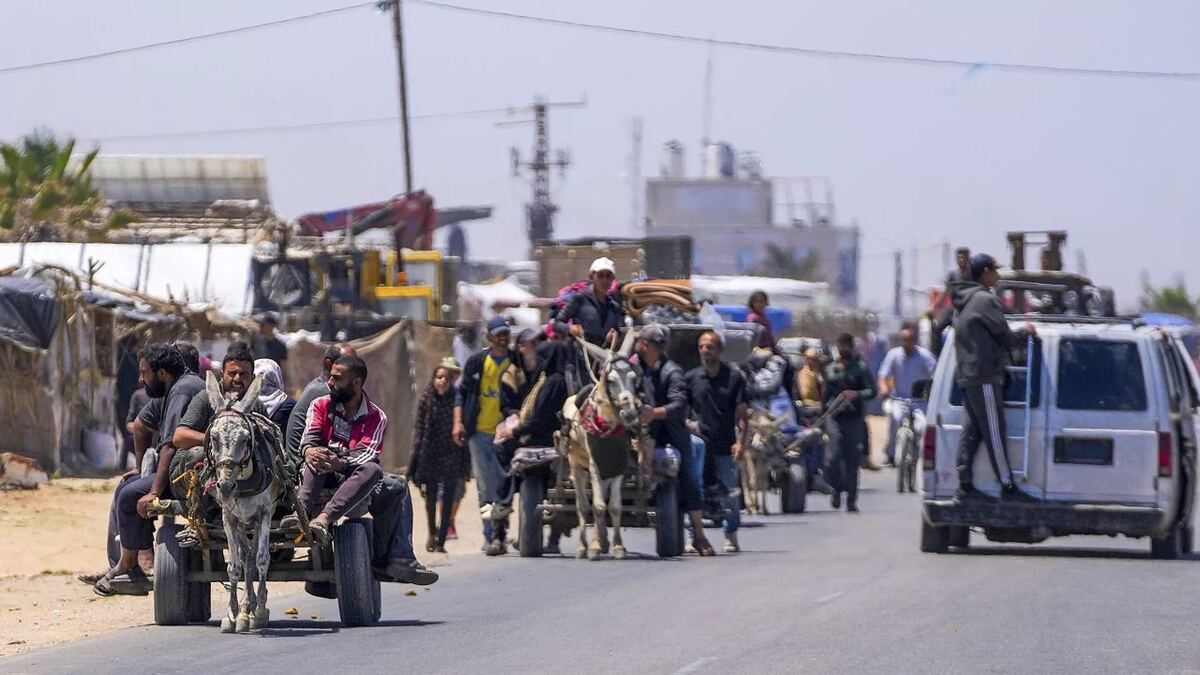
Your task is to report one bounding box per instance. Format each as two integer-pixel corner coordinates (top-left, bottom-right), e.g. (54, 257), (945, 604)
(254, 358), (295, 430)
(409, 358), (467, 553)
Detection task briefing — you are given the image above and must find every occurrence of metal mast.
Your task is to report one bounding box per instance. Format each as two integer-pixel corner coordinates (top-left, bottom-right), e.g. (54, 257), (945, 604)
(504, 97), (585, 252)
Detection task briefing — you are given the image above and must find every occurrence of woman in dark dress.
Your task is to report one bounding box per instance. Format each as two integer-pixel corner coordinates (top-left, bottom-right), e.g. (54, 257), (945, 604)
(409, 361), (468, 552)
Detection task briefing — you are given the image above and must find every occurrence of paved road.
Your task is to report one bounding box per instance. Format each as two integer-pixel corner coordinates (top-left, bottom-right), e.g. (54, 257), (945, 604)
(6, 469), (1200, 675)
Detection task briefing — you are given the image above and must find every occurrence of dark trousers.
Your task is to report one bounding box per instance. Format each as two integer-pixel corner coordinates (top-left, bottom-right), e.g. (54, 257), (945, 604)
(369, 473), (416, 565)
(299, 462), (383, 522)
(420, 479), (461, 547)
(114, 475), (156, 552)
(957, 382), (1014, 489)
(826, 416), (867, 505)
(108, 475), (140, 566)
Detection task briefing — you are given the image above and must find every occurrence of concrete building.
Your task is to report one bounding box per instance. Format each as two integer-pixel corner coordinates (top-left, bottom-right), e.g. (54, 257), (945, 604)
(644, 142), (860, 306)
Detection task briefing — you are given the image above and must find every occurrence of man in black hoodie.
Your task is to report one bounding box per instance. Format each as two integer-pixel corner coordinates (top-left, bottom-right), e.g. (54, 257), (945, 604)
(949, 253), (1037, 501)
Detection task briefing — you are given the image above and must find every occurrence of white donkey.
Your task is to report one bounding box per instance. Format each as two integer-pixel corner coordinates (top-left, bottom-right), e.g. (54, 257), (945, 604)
(560, 329), (644, 560)
(204, 372), (287, 633)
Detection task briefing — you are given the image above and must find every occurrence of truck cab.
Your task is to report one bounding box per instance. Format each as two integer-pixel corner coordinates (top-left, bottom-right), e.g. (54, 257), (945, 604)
(921, 317), (1198, 557)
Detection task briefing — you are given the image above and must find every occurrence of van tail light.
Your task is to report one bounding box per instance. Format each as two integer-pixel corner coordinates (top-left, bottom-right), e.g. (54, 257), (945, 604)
(1158, 432), (1173, 478)
(922, 426), (937, 471)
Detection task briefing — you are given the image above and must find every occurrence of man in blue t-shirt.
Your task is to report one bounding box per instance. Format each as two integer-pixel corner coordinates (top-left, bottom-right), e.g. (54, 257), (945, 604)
(877, 327), (937, 465)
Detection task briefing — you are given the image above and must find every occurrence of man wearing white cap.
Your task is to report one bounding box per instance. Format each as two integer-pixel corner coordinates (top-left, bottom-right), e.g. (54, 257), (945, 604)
(552, 256), (625, 348)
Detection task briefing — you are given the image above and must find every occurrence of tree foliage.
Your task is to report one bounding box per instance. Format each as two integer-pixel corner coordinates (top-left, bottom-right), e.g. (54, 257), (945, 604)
(0, 130), (133, 242)
(750, 243), (824, 281)
(1141, 281), (1198, 319)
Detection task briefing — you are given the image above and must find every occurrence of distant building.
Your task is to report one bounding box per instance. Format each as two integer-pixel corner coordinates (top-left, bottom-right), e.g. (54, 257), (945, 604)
(645, 141), (860, 306)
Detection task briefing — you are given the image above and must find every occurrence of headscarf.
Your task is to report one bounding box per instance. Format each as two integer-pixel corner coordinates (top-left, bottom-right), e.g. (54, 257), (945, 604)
(254, 358), (289, 417)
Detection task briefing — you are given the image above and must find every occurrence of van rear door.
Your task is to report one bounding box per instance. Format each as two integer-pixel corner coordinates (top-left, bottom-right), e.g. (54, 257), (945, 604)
(1043, 337), (1158, 504)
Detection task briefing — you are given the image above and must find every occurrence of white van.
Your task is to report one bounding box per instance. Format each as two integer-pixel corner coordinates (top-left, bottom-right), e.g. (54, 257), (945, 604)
(920, 317), (1198, 557)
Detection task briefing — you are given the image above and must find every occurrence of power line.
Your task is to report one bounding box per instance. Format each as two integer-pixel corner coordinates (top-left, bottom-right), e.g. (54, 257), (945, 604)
(410, 0), (1200, 81)
(0, 2), (378, 76)
(80, 105), (529, 142)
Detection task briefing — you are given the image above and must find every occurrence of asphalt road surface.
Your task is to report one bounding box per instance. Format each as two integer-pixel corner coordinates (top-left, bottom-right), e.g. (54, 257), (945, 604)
(6, 469), (1200, 675)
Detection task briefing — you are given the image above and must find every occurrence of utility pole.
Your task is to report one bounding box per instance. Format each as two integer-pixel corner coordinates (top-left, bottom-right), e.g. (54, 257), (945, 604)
(383, 0), (413, 194)
(502, 97), (585, 254)
(893, 249), (903, 317)
(628, 117), (643, 231)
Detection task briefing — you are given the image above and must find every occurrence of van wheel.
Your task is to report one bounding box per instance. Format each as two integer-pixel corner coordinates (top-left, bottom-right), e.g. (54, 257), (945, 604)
(948, 526), (970, 549)
(920, 519), (949, 553)
(1151, 523), (1184, 560)
(1182, 524), (1194, 555)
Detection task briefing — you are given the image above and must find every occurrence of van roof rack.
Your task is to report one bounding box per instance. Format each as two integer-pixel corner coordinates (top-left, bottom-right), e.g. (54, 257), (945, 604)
(1008, 314), (1144, 326)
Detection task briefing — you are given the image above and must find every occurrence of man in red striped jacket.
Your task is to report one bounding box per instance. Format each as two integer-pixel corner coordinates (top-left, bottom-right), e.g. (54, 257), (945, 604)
(297, 355), (386, 542)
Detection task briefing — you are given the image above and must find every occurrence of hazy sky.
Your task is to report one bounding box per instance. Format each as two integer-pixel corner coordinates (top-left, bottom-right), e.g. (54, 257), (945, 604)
(2, 1), (1198, 311)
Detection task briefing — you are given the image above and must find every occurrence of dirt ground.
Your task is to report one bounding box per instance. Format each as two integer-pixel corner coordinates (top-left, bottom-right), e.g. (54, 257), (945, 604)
(0, 417), (890, 658)
(0, 477), (487, 658)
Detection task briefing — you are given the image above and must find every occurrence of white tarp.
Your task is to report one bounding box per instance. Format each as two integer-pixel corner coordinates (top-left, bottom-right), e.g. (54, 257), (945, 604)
(0, 242), (253, 316)
(457, 276), (541, 328)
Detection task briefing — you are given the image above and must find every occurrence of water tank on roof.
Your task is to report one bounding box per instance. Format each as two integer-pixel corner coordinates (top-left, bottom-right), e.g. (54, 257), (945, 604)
(703, 142), (735, 179)
(660, 140), (685, 178)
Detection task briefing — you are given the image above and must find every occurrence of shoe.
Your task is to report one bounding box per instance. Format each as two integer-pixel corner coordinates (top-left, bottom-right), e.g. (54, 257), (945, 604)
(383, 558), (439, 585)
(809, 474), (835, 495)
(544, 539), (561, 555)
(434, 544), (447, 554)
(446, 525), (458, 540)
(705, 483), (729, 500)
(847, 502), (860, 513)
(723, 534), (740, 553)
(955, 485), (994, 501)
(425, 535), (437, 553)
(486, 539), (507, 557)
(693, 538), (717, 557)
(1003, 486), (1039, 503)
(831, 492), (842, 510)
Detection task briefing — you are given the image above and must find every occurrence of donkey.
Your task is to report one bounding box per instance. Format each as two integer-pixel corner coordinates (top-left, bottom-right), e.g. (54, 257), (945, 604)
(560, 329), (643, 560)
(203, 371), (287, 634)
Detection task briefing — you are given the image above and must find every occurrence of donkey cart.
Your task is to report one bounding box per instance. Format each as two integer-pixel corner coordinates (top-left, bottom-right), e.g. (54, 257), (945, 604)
(512, 440), (685, 559)
(152, 508), (382, 628)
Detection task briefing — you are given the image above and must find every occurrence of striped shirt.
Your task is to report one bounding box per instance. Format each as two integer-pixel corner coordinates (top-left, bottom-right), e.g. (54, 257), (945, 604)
(300, 393), (387, 467)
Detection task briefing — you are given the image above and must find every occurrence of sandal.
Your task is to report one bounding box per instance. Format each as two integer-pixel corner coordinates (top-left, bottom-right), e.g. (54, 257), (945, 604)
(425, 535), (437, 553)
(175, 526), (201, 549)
(692, 538), (717, 557)
(93, 569), (152, 597)
(77, 570), (108, 585)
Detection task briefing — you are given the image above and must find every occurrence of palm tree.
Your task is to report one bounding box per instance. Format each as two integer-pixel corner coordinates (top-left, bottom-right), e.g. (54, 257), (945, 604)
(0, 131), (133, 242)
(750, 243), (824, 281)
(1141, 281), (1198, 319)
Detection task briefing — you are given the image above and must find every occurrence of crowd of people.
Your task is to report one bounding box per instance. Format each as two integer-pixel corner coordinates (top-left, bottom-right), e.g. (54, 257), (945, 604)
(84, 252), (975, 595)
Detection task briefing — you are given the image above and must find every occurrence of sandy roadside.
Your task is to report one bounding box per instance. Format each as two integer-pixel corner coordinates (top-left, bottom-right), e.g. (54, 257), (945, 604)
(0, 477), (487, 657)
(0, 417), (890, 658)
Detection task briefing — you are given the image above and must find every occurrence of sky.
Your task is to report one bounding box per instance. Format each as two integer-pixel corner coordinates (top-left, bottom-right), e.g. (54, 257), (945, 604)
(2, 0), (1198, 312)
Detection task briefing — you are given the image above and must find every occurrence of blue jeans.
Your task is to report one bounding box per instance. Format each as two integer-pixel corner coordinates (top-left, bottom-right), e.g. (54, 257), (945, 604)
(468, 431), (509, 543)
(713, 455), (741, 535)
(686, 434), (707, 507)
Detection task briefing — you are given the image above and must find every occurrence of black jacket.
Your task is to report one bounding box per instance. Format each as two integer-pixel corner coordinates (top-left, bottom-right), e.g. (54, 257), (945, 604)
(950, 280), (1025, 386)
(642, 356), (691, 452)
(456, 347), (517, 436)
(553, 285), (625, 345)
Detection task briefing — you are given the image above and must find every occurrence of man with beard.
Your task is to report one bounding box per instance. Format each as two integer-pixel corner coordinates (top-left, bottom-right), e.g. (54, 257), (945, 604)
(685, 331), (748, 553)
(295, 356), (384, 543)
(284, 345), (436, 584)
(823, 334), (876, 512)
(90, 344), (204, 595)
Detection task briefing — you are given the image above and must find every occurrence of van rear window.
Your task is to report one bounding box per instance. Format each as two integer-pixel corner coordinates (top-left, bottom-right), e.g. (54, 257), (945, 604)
(1056, 339), (1146, 411)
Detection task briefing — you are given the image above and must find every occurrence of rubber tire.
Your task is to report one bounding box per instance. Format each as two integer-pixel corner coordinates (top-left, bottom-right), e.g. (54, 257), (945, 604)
(780, 463), (808, 514)
(154, 522), (190, 626)
(920, 518), (950, 554)
(1151, 522), (1185, 560)
(948, 525), (970, 549)
(519, 474), (546, 558)
(896, 428), (913, 493)
(335, 521), (380, 626)
(654, 479), (684, 558)
(1183, 524), (1194, 555)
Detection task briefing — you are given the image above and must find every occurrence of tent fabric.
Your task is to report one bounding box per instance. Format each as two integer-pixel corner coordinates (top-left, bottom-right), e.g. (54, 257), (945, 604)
(0, 276), (60, 349)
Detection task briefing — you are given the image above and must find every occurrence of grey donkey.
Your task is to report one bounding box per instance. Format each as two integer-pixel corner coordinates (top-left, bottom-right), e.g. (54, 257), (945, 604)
(204, 371), (286, 633)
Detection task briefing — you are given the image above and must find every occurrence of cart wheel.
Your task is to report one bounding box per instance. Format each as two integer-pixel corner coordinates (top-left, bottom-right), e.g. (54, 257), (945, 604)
(654, 479), (684, 558)
(154, 522), (190, 626)
(335, 521), (380, 626)
(519, 474), (546, 558)
(780, 463), (807, 514)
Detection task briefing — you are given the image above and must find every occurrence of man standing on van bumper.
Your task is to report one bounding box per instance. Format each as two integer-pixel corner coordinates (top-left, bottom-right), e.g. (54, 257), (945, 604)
(949, 254), (1037, 501)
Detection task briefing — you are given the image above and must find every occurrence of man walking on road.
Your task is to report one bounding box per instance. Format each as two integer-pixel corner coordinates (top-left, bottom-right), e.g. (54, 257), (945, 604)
(686, 331), (748, 552)
(878, 327), (937, 465)
(823, 334), (876, 512)
(454, 316), (517, 555)
(949, 253), (1038, 502)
